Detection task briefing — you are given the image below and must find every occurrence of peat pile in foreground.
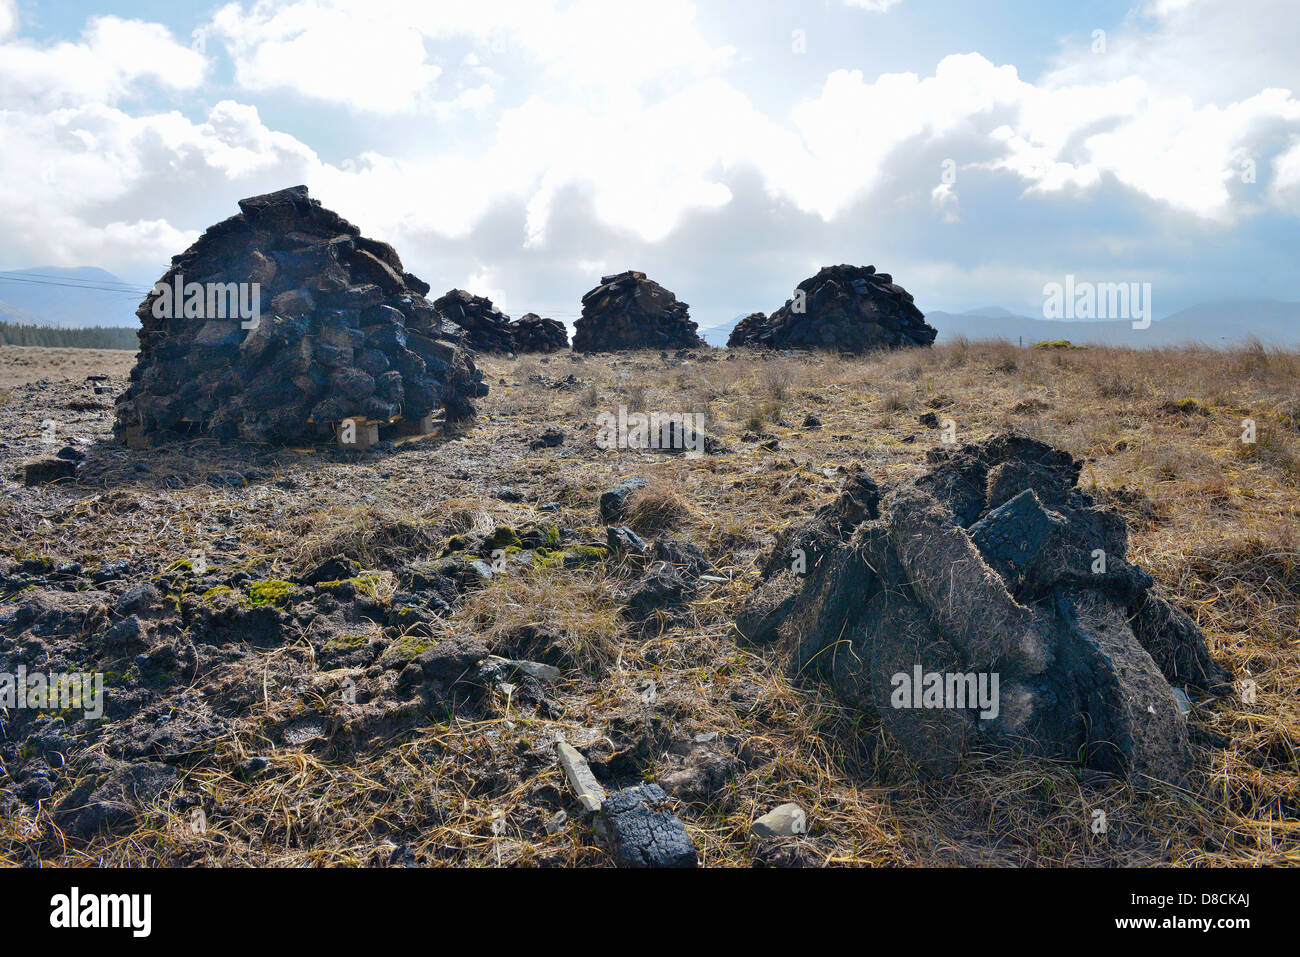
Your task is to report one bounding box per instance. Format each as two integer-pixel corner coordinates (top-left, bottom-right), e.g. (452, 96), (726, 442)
(573, 271), (703, 352)
(114, 186), (487, 446)
(736, 433), (1228, 783)
(727, 264), (936, 352)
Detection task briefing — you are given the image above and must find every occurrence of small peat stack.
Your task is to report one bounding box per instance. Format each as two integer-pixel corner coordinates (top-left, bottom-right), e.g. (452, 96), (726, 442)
(433, 289), (516, 354)
(728, 312), (767, 345)
(735, 433), (1228, 783)
(573, 271), (703, 352)
(509, 313), (569, 353)
(727, 264), (936, 352)
(115, 186), (487, 446)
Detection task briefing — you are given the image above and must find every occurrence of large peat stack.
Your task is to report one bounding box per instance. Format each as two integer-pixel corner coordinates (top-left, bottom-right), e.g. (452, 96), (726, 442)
(115, 186), (487, 446)
(736, 433), (1228, 783)
(727, 264), (935, 351)
(573, 271), (703, 352)
(433, 289), (516, 354)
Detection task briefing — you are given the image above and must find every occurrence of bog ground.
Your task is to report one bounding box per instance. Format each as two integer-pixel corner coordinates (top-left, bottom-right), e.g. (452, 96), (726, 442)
(1, 341), (1296, 866)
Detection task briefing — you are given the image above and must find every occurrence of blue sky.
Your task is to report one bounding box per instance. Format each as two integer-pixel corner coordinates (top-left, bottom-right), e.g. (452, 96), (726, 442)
(1, 0), (1297, 328)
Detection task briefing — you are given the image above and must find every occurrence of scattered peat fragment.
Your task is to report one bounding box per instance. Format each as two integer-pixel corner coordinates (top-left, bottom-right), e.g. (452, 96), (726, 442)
(21, 454), (77, 486)
(595, 783), (698, 868)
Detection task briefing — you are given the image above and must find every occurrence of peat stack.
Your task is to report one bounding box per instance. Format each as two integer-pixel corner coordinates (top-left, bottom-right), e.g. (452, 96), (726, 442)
(509, 313), (569, 353)
(727, 264), (935, 351)
(433, 289), (516, 354)
(736, 433), (1228, 783)
(573, 271), (703, 352)
(728, 312), (767, 345)
(114, 186), (487, 446)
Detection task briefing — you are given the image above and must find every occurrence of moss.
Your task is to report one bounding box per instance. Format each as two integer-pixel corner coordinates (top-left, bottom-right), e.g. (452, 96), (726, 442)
(247, 579), (299, 607)
(534, 550), (566, 569)
(312, 575), (384, 600)
(1161, 397), (1208, 416)
(14, 551), (55, 573)
(1033, 339), (1079, 350)
(323, 632), (372, 652)
(352, 574), (386, 600)
(202, 585), (235, 601)
(543, 544), (609, 568)
(485, 525), (520, 550)
(441, 534), (470, 556)
(379, 633), (437, 666)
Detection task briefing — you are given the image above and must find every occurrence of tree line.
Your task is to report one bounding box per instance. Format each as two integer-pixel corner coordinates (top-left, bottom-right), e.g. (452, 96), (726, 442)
(0, 321), (138, 350)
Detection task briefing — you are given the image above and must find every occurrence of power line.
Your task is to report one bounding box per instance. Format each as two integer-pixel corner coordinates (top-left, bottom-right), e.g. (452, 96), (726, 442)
(0, 269), (144, 291)
(0, 275), (148, 296)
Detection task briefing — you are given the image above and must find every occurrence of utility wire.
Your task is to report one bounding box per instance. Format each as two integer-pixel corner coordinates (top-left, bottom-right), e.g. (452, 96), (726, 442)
(0, 269), (145, 290)
(0, 275), (149, 297)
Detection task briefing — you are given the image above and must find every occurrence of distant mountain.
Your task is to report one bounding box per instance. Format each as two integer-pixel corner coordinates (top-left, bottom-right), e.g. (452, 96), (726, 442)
(0, 300), (43, 325)
(959, 306), (1017, 318)
(929, 300), (1300, 348)
(0, 266), (144, 328)
(700, 313), (748, 347)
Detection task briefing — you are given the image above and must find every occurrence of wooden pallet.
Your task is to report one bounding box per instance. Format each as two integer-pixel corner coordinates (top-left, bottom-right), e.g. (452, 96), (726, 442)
(336, 416), (381, 449)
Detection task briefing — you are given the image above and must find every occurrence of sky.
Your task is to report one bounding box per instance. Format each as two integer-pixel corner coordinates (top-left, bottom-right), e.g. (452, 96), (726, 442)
(0, 0), (1298, 329)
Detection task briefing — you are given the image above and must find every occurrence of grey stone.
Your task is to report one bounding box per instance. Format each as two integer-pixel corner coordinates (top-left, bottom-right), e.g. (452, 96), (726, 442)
(490, 656), (561, 684)
(599, 476), (648, 522)
(751, 802), (808, 838)
(557, 741), (606, 813)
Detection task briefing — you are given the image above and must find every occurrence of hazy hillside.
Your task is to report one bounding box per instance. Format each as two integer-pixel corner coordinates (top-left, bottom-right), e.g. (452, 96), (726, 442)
(702, 300), (1300, 349)
(931, 300), (1300, 348)
(0, 266), (144, 328)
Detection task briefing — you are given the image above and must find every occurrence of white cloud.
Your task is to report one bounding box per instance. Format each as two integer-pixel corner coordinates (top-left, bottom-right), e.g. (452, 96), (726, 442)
(209, 0), (735, 112)
(0, 0), (18, 40)
(931, 182), (959, 223)
(0, 99), (318, 270)
(0, 15), (206, 108)
(1, 0), (1298, 311)
(1269, 136), (1300, 212)
(210, 1), (443, 112)
(1046, 0), (1299, 105)
(845, 0), (904, 11)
